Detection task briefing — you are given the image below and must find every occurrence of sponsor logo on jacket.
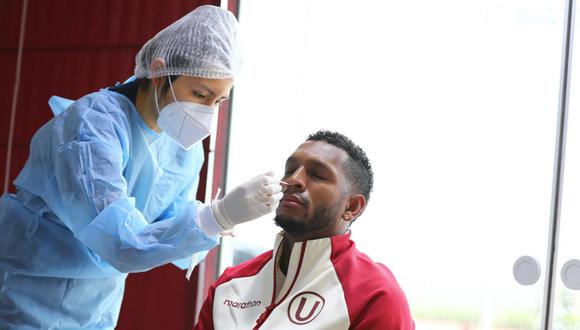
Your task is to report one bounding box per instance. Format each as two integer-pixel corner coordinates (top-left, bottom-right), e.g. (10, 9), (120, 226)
(223, 299), (262, 309)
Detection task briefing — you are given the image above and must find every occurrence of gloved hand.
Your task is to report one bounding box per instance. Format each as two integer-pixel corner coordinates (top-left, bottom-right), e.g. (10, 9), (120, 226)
(211, 171), (283, 230)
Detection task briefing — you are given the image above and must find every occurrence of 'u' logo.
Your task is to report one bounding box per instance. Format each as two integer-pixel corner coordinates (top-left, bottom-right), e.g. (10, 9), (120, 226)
(287, 292), (325, 325)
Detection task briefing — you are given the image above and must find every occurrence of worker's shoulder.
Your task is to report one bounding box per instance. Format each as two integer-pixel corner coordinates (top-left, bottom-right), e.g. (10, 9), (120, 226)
(73, 89), (133, 118)
(214, 250), (274, 287)
(53, 90), (133, 145)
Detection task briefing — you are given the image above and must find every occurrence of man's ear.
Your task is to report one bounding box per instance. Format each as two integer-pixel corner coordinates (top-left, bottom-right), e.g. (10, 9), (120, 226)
(150, 58), (166, 89)
(342, 194), (366, 223)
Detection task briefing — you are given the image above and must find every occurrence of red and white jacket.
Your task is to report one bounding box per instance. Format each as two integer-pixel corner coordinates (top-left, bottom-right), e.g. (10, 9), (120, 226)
(195, 232), (414, 330)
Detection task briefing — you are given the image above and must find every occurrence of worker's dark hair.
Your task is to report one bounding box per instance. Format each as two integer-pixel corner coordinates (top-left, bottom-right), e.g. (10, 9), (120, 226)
(306, 130), (374, 202)
(137, 75), (179, 96)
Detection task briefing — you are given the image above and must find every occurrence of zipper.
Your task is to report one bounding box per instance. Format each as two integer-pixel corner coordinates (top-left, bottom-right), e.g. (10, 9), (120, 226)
(253, 241), (307, 329)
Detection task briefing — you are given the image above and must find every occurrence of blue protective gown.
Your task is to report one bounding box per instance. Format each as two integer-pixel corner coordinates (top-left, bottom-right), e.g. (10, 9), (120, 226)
(0, 85), (219, 329)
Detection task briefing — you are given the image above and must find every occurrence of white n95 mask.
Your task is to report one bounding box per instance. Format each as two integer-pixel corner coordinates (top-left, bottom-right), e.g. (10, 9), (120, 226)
(157, 101), (214, 150)
(154, 79), (215, 150)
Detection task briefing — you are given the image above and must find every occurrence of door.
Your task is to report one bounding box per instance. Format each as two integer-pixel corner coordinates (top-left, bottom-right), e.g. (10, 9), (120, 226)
(221, 0), (578, 328)
(550, 1), (580, 328)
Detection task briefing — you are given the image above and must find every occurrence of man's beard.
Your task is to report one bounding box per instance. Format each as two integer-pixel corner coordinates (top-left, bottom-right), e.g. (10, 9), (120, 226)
(274, 201), (342, 237)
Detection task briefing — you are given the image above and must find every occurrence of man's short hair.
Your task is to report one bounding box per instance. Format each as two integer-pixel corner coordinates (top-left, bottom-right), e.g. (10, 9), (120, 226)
(306, 130), (374, 201)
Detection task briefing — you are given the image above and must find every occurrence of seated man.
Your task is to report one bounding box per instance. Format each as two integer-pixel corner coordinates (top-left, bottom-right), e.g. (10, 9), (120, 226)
(195, 130), (414, 329)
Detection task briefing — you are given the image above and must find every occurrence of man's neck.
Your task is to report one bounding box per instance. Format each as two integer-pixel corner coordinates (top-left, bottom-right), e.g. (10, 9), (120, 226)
(279, 236), (294, 276)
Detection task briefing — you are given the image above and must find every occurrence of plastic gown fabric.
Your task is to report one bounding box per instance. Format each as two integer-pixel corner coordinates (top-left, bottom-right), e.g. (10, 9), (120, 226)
(0, 87), (218, 329)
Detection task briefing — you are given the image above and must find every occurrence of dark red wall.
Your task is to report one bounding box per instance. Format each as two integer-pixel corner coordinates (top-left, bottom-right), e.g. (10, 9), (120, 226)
(0, 1), (223, 329)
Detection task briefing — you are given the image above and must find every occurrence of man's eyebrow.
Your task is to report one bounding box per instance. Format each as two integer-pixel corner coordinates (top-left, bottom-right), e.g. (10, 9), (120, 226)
(285, 156), (332, 169)
(308, 159), (332, 171)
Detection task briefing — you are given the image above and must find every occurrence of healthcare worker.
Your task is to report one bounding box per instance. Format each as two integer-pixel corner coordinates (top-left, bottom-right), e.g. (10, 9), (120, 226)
(0, 5), (282, 329)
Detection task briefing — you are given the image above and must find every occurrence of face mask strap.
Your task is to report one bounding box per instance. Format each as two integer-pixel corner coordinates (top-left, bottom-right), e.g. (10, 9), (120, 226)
(154, 86), (161, 114)
(154, 77), (178, 115)
(167, 77), (178, 102)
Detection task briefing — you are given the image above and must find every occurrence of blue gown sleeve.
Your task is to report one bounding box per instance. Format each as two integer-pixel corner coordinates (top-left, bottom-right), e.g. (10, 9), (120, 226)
(50, 94), (218, 273)
(158, 166), (211, 271)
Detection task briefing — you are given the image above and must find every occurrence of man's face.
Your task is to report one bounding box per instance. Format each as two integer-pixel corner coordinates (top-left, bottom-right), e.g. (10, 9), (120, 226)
(275, 140), (351, 240)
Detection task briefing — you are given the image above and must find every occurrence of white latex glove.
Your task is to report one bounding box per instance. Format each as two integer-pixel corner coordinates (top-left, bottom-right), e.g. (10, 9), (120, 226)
(211, 171), (283, 230)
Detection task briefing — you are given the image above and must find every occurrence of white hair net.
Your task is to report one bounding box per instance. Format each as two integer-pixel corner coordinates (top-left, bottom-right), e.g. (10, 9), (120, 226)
(134, 5), (240, 80)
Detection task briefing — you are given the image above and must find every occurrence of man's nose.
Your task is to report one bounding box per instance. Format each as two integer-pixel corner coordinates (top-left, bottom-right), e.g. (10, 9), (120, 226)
(286, 167), (306, 189)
